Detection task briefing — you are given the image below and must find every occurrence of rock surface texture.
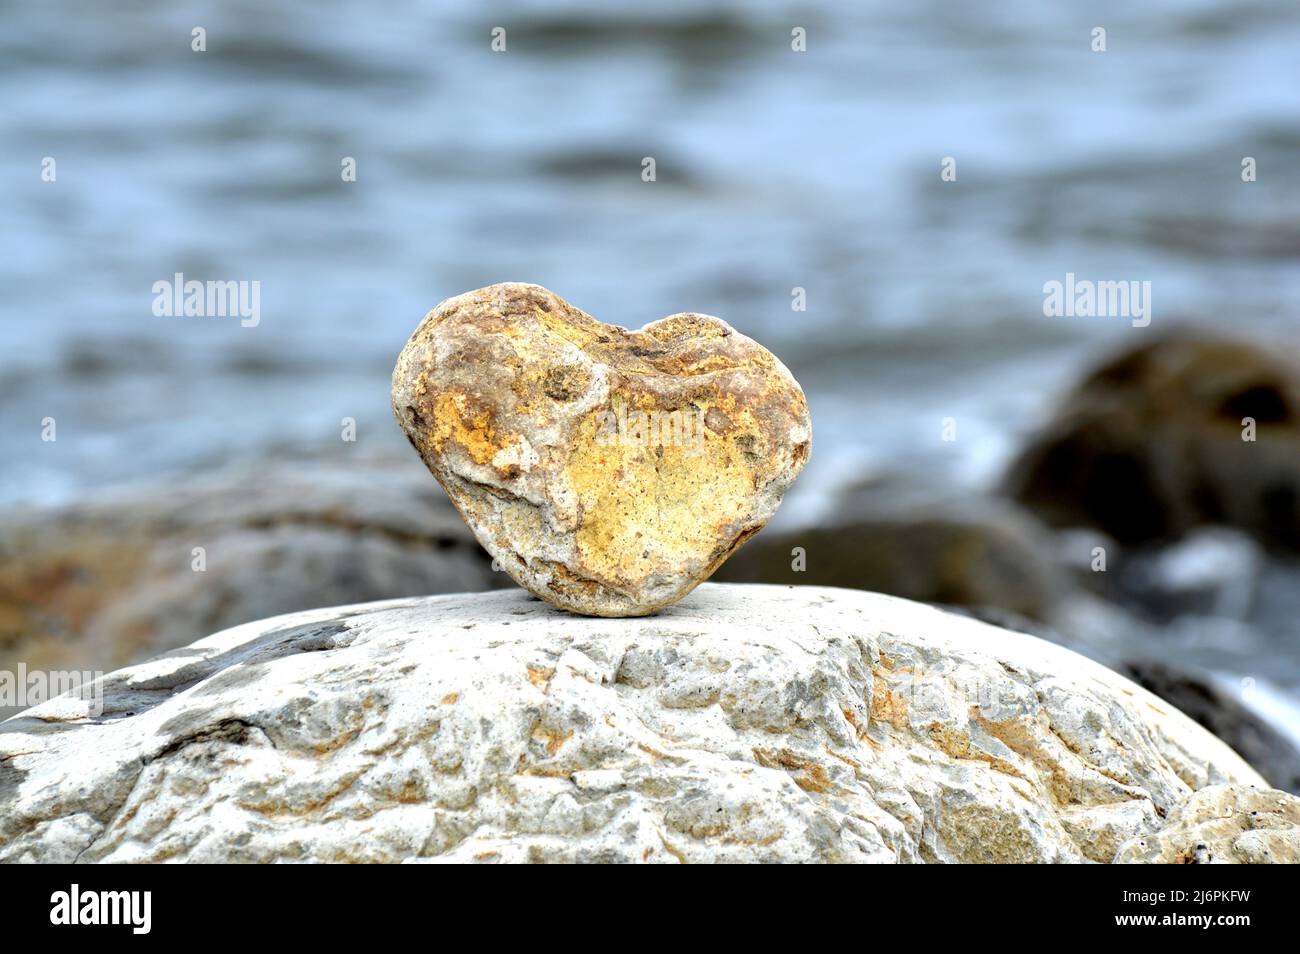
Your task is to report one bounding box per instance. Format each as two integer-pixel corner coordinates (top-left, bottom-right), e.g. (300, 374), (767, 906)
(0, 584), (1281, 864)
(392, 283), (811, 617)
(1114, 784), (1300, 863)
(1120, 659), (1300, 795)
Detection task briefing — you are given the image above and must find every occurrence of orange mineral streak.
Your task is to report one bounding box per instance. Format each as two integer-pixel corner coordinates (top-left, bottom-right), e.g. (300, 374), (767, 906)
(430, 389), (505, 467)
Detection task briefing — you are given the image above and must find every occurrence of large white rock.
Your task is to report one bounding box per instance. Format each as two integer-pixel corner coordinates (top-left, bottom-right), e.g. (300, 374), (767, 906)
(0, 584), (1274, 863)
(1114, 783), (1300, 864)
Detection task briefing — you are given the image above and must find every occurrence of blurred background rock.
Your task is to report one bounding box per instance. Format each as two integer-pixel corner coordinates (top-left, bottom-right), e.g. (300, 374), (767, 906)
(2, 0), (1298, 785)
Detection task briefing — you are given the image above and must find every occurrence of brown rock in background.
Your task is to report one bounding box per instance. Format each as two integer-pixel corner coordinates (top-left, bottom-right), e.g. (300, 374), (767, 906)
(0, 452), (501, 712)
(715, 502), (1070, 623)
(1005, 334), (1300, 550)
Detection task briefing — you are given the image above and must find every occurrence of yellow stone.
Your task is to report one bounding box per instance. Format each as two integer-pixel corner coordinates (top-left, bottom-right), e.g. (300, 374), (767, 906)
(392, 283), (811, 616)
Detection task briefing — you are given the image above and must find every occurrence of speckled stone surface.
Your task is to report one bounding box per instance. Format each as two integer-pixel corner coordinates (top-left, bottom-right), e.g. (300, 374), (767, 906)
(1115, 784), (1300, 863)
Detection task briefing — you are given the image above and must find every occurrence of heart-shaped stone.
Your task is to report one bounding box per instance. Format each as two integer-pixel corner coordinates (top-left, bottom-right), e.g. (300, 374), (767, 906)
(392, 283), (811, 616)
